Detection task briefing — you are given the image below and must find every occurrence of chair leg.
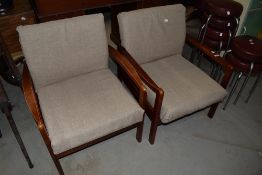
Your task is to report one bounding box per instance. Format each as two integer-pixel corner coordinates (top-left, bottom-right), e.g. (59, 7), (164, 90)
(223, 72), (242, 110)
(38, 127), (64, 174)
(136, 114), (144, 142)
(3, 108), (34, 169)
(149, 121), (158, 145)
(234, 63), (254, 104)
(245, 73), (261, 103)
(208, 103), (219, 118)
(50, 154), (64, 175)
(0, 128), (2, 138)
(117, 65), (124, 82)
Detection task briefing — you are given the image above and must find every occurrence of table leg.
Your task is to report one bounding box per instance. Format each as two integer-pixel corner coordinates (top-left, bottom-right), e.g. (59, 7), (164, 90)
(3, 107), (34, 168)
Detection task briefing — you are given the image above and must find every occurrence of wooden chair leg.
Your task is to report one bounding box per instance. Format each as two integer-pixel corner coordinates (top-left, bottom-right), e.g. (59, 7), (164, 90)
(50, 154), (64, 175)
(208, 103), (219, 118)
(39, 133), (64, 175)
(117, 64), (124, 81)
(3, 108), (34, 168)
(149, 122), (158, 145)
(136, 114), (144, 142)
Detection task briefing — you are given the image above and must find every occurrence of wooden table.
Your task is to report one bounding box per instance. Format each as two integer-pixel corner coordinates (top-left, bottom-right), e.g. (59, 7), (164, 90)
(31, 0), (175, 45)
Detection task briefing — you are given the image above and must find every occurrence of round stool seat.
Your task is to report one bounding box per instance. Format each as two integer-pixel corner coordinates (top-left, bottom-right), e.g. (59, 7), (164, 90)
(231, 35), (262, 63)
(206, 0), (243, 18)
(226, 52), (262, 74)
(205, 27), (231, 41)
(203, 36), (228, 50)
(203, 12), (237, 30)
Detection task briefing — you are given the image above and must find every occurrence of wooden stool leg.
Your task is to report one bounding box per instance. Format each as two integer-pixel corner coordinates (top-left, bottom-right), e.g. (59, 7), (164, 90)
(3, 107), (34, 168)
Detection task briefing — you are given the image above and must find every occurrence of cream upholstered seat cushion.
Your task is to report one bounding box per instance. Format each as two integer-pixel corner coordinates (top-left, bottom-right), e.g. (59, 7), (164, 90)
(37, 69), (144, 154)
(142, 54), (227, 123)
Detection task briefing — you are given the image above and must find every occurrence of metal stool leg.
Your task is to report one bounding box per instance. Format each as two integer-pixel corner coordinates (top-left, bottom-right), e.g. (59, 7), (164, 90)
(3, 107), (34, 168)
(228, 71), (238, 88)
(193, 15), (212, 66)
(190, 24), (206, 63)
(197, 52), (203, 67)
(245, 73), (261, 103)
(234, 63), (254, 104)
(223, 72), (242, 110)
(234, 17), (240, 37)
(201, 14), (212, 43)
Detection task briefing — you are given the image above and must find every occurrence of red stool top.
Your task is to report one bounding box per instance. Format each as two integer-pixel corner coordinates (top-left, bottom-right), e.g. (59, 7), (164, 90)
(226, 52), (262, 74)
(231, 35), (262, 63)
(205, 27), (231, 41)
(203, 36), (228, 50)
(203, 12), (237, 30)
(206, 0), (243, 18)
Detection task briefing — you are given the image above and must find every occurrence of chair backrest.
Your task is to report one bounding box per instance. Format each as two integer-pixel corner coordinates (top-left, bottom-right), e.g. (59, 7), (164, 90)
(118, 4), (186, 64)
(17, 14), (108, 90)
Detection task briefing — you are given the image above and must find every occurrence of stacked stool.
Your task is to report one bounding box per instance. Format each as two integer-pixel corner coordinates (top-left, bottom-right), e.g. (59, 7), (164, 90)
(223, 35), (262, 109)
(199, 0), (243, 53)
(190, 0), (243, 80)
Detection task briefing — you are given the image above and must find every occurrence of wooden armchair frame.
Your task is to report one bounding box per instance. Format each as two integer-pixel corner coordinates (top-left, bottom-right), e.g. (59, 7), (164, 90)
(117, 34), (234, 144)
(22, 46), (146, 175)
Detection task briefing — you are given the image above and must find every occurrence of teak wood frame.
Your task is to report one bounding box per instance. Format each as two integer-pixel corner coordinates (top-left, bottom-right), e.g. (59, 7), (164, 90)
(22, 46), (147, 175)
(117, 34), (234, 144)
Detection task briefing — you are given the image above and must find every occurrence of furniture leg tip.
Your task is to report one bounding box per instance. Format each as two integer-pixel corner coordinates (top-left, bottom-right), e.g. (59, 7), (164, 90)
(29, 163), (34, 169)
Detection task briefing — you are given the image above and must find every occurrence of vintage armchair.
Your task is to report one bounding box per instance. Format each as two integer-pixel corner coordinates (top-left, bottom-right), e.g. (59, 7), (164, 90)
(117, 4), (233, 144)
(18, 14), (146, 175)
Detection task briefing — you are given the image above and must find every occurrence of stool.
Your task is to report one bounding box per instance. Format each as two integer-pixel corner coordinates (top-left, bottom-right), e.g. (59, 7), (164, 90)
(206, 0), (243, 18)
(0, 79), (33, 168)
(223, 36), (262, 109)
(191, 0), (243, 73)
(199, 0), (243, 50)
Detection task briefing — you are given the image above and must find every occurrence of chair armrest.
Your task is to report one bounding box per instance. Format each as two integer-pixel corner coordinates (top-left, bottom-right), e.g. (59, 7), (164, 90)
(117, 46), (164, 121)
(109, 46), (147, 108)
(186, 34), (234, 88)
(22, 65), (46, 131)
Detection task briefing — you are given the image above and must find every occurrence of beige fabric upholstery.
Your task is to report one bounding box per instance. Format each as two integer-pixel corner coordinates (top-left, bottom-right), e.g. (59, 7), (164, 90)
(142, 55), (227, 123)
(118, 4), (186, 64)
(17, 14), (108, 90)
(38, 69), (144, 154)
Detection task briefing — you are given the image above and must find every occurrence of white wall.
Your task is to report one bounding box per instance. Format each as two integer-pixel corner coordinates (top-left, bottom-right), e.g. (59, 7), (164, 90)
(234, 0), (251, 35)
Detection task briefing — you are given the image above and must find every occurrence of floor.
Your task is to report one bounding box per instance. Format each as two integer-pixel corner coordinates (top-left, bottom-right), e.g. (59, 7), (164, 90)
(0, 13), (262, 175)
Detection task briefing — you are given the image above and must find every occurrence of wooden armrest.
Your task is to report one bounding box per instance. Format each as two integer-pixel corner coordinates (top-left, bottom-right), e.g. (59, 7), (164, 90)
(117, 46), (164, 119)
(186, 34), (234, 88)
(186, 34), (233, 71)
(22, 65), (46, 130)
(118, 46), (164, 95)
(109, 46), (147, 108)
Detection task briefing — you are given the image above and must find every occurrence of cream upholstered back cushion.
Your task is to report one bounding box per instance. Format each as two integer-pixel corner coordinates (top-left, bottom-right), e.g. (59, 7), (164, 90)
(118, 4), (186, 64)
(17, 14), (108, 90)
